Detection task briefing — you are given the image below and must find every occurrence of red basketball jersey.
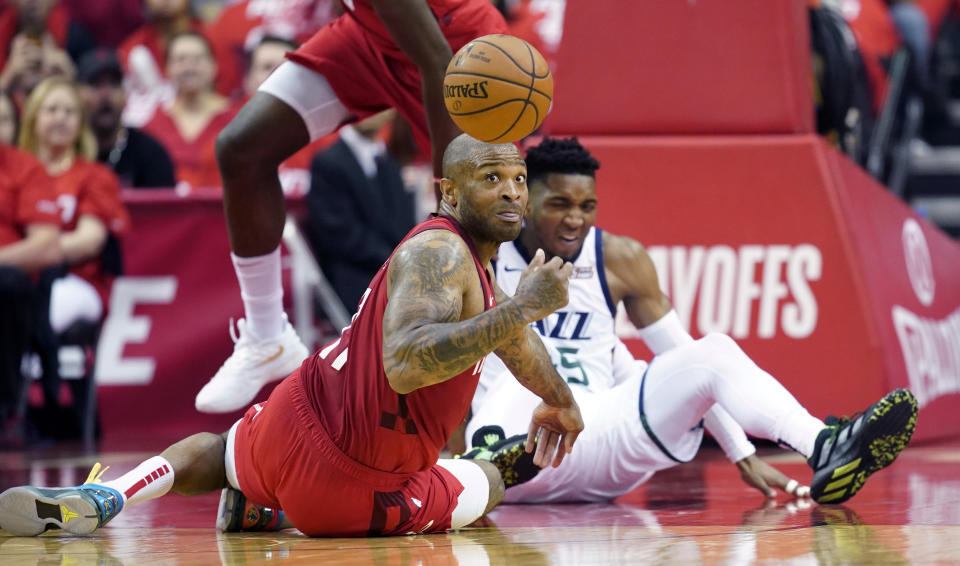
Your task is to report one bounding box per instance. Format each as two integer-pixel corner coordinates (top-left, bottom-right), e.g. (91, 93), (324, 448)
(301, 215), (496, 474)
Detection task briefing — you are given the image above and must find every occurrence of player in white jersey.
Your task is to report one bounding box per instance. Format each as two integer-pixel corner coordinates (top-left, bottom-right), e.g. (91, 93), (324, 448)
(464, 137), (918, 505)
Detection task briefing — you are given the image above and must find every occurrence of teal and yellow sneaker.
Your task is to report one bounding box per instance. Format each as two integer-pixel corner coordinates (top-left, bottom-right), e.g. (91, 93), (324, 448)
(216, 486), (291, 532)
(0, 463), (123, 536)
(457, 425), (541, 488)
(808, 389), (918, 504)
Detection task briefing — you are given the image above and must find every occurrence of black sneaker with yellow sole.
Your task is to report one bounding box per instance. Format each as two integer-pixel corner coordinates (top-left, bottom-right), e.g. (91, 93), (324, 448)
(457, 425), (541, 488)
(808, 389), (918, 504)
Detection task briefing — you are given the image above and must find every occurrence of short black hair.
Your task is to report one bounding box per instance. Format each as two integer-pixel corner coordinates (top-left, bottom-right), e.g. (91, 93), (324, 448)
(255, 35), (299, 53)
(246, 35), (299, 72)
(524, 137), (600, 186)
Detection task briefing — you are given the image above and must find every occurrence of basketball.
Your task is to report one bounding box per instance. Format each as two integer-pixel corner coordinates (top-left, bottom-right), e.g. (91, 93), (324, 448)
(443, 34), (553, 143)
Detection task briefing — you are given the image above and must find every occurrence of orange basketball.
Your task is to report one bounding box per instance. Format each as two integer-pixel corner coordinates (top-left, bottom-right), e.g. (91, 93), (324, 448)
(443, 34), (553, 143)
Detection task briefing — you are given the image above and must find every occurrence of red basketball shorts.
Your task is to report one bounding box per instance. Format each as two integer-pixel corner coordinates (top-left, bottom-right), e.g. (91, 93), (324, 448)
(286, 2), (507, 151)
(232, 370), (464, 537)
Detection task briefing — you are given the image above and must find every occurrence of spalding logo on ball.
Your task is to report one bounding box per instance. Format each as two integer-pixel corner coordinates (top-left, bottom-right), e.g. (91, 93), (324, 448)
(443, 34), (553, 143)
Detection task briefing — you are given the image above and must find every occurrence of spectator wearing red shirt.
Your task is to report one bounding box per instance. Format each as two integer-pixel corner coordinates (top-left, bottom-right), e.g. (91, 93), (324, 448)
(143, 31), (236, 193)
(0, 143), (61, 437)
(0, 0), (89, 109)
(502, 0), (565, 71)
(118, 0), (239, 126)
(18, 76), (129, 336)
(834, 0), (904, 112)
(208, 0), (338, 101)
(61, 0), (143, 49)
(0, 0), (94, 71)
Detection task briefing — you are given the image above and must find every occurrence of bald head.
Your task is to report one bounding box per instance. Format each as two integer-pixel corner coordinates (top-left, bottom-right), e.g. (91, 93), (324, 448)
(441, 134), (521, 180)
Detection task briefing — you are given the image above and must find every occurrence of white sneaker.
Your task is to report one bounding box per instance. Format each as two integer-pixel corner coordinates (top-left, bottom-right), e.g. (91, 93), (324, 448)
(195, 314), (310, 413)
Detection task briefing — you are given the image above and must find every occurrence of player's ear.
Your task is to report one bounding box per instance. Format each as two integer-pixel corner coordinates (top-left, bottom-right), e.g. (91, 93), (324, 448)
(439, 178), (458, 207)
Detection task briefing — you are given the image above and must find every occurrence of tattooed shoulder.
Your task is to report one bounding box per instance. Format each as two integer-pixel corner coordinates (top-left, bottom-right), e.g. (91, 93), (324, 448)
(387, 230), (473, 297)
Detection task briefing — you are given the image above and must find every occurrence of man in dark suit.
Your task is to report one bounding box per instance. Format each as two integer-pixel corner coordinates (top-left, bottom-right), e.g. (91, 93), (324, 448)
(306, 111), (418, 311)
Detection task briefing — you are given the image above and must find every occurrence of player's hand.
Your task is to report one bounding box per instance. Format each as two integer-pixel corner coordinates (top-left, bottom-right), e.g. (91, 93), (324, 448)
(525, 400), (583, 468)
(736, 454), (810, 499)
(513, 249), (574, 322)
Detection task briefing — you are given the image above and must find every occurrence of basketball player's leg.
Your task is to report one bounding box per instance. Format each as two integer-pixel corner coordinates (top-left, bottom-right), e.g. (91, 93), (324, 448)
(432, 459), (504, 529)
(197, 61), (350, 414)
(0, 431), (230, 536)
(217, 416), (293, 532)
(642, 333), (918, 503)
(267, 459), (502, 537)
(497, 375), (663, 504)
(642, 333), (825, 458)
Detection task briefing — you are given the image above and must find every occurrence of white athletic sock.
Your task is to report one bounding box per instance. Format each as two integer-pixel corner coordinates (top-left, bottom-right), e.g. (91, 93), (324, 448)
(772, 406), (825, 459)
(100, 456), (175, 506)
(232, 248), (284, 340)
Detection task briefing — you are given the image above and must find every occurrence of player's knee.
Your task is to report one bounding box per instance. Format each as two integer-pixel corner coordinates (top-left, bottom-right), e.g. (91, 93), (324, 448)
(474, 460), (505, 513)
(215, 121), (257, 176)
(699, 333), (741, 357)
(215, 120), (288, 182)
(163, 432), (226, 496)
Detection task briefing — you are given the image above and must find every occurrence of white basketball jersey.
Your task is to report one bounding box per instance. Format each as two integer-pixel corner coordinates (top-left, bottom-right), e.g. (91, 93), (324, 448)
(478, 227), (620, 400)
(468, 227), (694, 502)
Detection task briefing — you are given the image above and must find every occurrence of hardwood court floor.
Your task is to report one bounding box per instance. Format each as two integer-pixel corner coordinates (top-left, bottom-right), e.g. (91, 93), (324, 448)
(1, 441), (959, 565)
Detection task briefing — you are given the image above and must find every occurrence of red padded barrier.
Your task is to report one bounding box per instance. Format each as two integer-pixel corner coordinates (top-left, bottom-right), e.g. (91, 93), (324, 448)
(547, 0), (813, 135)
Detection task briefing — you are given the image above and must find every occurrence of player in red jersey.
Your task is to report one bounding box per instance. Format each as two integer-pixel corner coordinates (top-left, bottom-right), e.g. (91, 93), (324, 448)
(195, 0), (509, 414)
(0, 135), (584, 537)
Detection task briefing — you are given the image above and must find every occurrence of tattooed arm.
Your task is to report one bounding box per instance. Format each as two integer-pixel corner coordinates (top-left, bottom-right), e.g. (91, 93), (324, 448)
(492, 283), (575, 408)
(491, 279), (584, 466)
(382, 230), (531, 394)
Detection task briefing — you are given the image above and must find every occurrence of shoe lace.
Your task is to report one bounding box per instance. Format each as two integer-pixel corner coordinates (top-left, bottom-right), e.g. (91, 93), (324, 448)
(84, 462), (110, 485)
(220, 318), (280, 371)
(228, 318), (245, 345)
(826, 410), (865, 443)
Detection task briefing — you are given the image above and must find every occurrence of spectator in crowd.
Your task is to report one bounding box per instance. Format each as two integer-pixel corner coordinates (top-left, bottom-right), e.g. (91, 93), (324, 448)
(18, 76), (130, 348)
(0, 89), (17, 144)
(242, 35), (334, 197)
(889, 0), (932, 90)
(242, 35), (298, 99)
(0, 0), (84, 108)
(209, 0), (338, 100)
(499, 0), (565, 70)
(142, 31), (235, 192)
(76, 49), (176, 188)
(305, 110), (417, 310)
(0, 0), (95, 71)
(118, 0), (238, 126)
(830, 0), (904, 113)
(0, 142), (61, 444)
(61, 0), (144, 49)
